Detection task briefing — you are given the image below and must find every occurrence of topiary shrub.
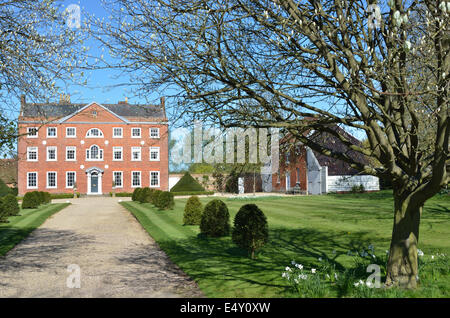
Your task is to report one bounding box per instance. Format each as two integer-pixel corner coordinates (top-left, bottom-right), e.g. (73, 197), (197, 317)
(139, 187), (154, 203)
(151, 189), (163, 205)
(44, 192), (51, 204)
(38, 191), (46, 205)
(0, 198), (8, 223)
(1, 194), (20, 217)
(183, 196), (203, 225)
(232, 204), (269, 259)
(155, 191), (174, 210)
(200, 199), (230, 237)
(132, 188), (142, 201)
(22, 191), (41, 209)
(0, 178), (11, 197)
(170, 172), (205, 192)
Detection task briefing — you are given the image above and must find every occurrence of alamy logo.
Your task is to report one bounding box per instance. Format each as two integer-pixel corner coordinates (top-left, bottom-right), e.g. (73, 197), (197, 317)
(171, 122), (280, 174)
(66, 264), (81, 288)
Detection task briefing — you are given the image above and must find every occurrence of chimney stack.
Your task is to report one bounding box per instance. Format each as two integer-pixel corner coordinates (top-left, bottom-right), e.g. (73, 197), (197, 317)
(20, 95), (26, 106)
(160, 96), (165, 116)
(59, 94), (70, 104)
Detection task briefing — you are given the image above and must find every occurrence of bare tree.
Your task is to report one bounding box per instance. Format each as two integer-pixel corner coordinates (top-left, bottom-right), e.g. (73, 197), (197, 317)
(0, 0), (87, 154)
(96, 0), (449, 288)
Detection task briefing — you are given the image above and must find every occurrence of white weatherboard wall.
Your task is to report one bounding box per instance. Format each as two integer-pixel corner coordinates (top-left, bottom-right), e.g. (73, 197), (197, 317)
(327, 175), (380, 192)
(169, 176), (181, 191)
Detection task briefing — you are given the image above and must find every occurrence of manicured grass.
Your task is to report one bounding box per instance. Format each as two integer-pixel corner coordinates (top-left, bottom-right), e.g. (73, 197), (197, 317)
(0, 203), (70, 256)
(121, 191), (450, 297)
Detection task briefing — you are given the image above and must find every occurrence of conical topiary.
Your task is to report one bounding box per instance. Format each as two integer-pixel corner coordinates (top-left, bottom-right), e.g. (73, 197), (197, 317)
(170, 172), (205, 192)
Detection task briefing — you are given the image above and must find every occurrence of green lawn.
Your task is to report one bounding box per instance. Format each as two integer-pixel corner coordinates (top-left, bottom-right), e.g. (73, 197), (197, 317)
(0, 203), (70, 256)
(121, 191), (450, 298)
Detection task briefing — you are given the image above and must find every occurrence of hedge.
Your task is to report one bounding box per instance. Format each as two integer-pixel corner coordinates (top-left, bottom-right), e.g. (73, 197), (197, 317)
(0, 179), (11, 197)
(170, 172), (205, 192)
(116, 192), (133, 197)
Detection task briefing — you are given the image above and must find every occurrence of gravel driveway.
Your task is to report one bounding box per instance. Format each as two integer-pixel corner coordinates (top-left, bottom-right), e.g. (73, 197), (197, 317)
(0, 197), (203, 298)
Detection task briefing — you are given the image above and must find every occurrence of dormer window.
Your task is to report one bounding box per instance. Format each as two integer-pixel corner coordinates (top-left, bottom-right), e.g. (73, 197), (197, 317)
(86, 128), (104, 138)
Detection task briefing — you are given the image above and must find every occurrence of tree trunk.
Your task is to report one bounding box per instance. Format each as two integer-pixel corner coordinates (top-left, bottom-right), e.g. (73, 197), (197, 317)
(385, 189), (423, 289)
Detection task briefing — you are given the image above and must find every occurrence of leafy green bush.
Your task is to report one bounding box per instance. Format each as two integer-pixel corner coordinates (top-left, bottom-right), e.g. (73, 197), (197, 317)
(22, 191), (41, 209)
(132, 188), (142, 201)
(1, 194), (20, 217)
(151, 190), (163, 205)
(0, 178), (11, 197)
(183, 196), (203, 225)
(139, 187), (154, 203)
(351, 184), (365, 193)
(38, 191), (46, 204)
(200, 199), (230, 237)
(0, 199), (8, 223)
(44, 192), (52, 204)
(155, 191), (174, 210)
(170, 172), (205, 192)
(10, 187), (18, 196)
(232, 204), (269, 259)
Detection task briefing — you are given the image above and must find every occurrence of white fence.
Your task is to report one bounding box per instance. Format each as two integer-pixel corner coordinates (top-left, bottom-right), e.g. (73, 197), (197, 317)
(327, 175), (380, 192)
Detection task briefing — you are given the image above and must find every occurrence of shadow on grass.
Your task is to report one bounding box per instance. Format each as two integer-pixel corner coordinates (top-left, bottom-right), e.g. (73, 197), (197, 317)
(138, 226), (387, 297)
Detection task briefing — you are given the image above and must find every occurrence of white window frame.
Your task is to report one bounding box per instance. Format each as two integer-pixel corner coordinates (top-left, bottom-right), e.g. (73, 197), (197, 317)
(113, 171), (123, 188)
(66, 146), (76, 161)
(66, 127), (77, 138)
(66, 171), (76, 189)
(131, 171), (141, 188)
(86, 128), (104, 138)
(149, 147), (160, 161)
(47, 127), (57, 138)
(150, 171), (160, 188)
(113, 127), (123, 138)
(150, 127), (160, 138)
(113, 146), (123, 161)
(46, 171), (57, 189)
(27, 127), (38, 138)
(131, 127), (141, 138)
(27, 172), (38, 189)
(27, 147), (38, 162)
(131, 147), (142, 161)
(86, 144), (104, 161)
(46, 146), (57, 161)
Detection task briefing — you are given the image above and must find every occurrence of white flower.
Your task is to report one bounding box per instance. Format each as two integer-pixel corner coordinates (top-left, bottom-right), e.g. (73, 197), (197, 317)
(431, 255), (435, 259)
(334, 273), (338, 280)
(299, 274), (308, 280)
(318, 257), (322, 262)
(285, 266), (292, 271)
(291, 260), (296, 265)
(418, 249), (424, 257)
(296, 264), (303, 270)
(311, 269), (316, 274)
(366, 281), (374, 288)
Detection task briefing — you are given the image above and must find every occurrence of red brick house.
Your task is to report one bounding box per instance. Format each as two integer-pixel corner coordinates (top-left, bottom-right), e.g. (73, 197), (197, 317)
(17, 95), (169, 195)
(271, 137), (308, 193)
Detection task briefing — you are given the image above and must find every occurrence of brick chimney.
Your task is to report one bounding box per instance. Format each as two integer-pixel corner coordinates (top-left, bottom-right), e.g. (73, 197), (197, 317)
(59, 94), (70, 104)
(20, 95), (26, 107)
(160, 96), (165, 117)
